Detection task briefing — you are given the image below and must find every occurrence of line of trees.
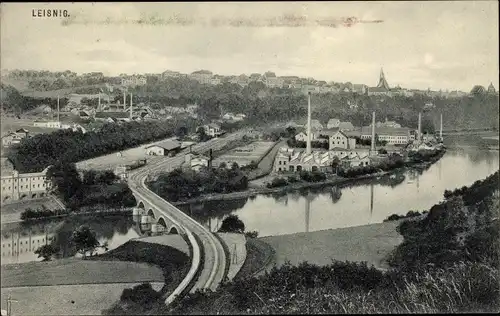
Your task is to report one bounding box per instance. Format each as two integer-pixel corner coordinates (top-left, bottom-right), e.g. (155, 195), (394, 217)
(8, 120), (180, 173)
(148, 165), (249, 202)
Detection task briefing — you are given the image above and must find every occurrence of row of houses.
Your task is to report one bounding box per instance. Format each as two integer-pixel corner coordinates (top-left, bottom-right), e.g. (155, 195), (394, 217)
(32, 121), (87, 133)
(274, 147), (372, 173)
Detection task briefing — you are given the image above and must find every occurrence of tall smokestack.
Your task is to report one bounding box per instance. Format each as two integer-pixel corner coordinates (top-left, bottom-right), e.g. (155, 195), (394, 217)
(123, 89), (127, 110)
(98, 94), (101, 111)
(57, 95), (60, 122)
(370, 111), (376, 153)
(418, 112), (422, 144)
(129, 93), (133, 119)
(440, 113), (443, 140)
(306, 92), (312, 155)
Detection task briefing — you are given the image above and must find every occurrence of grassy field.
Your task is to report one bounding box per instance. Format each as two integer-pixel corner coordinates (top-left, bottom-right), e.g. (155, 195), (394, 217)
(260, 220), (404, 271)
(1, 282), (164, 316)
(1, 258), (164, 288)
(213, 141), (275, 168)
(75, 137), (180, 171)
(235, 237), (275, 280)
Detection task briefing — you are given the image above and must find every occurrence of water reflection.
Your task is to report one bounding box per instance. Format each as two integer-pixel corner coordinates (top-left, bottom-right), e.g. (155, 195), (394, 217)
(1, 215), (138, 265)
(190, 149), (499, 237)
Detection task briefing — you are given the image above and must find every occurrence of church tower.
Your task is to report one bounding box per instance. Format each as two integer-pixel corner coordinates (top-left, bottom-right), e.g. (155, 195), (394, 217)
(487, 82), (496, 94)
(377, 68), (390, 90)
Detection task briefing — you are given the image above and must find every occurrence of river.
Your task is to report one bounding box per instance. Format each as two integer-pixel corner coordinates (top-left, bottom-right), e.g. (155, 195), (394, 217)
(179, 148), (499, 237)
(1, 215), (139, 265)
(2, 148), (498, 264)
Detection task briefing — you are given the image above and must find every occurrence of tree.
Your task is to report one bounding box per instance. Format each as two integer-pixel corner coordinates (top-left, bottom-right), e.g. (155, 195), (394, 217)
(175, 126), (188, 138)
(35, 244), (59, 261)
(218, 214), (245, 233)
(71, 225), (101, 258)
(219, 162), (227, 169)
(331, 156), (340, 174)
(231, 162), (239, 170)
(470, 85), (486, 97)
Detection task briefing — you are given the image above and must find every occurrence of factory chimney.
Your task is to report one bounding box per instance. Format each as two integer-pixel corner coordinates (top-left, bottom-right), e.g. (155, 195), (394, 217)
(129, 93), (133, 120)
(440, 113), (443, 141)
(418, 112), (422, 145)
(98, 94), (101, 112)
(57, 95), (60, 122)
(370, 111), (376, 154)
(123, 89), (127, 111)
(306, 92), (312, 155)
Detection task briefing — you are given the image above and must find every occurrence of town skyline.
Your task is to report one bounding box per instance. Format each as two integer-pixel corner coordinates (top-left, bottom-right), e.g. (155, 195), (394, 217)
(1, 2), (498, 92)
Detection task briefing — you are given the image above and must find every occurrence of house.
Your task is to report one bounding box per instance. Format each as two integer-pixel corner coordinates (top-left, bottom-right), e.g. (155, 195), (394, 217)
(184, 153), (210, 172)
(310, 119), (323, 130)
(341, 152), (371, 168)
(295, 132), (308, 142)
(190, 70), (213, 84)
(329, 130), (356, 150)
(162, 70), (181, 79)
(338, 121), (355, 131)
(352, 84), (367, 94)
(145, 140), (182, 157)
(376, 118), (401, 128)
(204, 123), (223, 137)
(327, 118), (341, 129)
(2, 129), (29, 147)
(276, 149), (333, 173)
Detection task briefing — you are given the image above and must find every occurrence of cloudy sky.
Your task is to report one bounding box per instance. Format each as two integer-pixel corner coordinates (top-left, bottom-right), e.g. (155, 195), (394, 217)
(1, 1), (498, 91)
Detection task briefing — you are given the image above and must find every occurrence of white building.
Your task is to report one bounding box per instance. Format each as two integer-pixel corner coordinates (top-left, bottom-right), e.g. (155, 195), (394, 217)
(121, 76), (147, 86)
(327, 118), (341, 129)
(184, 153), (210, 172)
(361, 126), (411, 145)
(329, 130), (356, 150)
(145, 140), (181, 156)
(33, 121), (61, 129)
(204, 123), (223, 137)
(1, 166), (52, 203)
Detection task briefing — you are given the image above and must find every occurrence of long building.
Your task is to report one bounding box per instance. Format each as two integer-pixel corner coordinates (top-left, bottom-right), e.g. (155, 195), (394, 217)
(360, 126), (412, 145)
(1, 159), (52, 203)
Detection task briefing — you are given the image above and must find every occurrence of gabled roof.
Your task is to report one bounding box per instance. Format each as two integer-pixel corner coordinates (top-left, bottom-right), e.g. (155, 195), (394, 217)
(15, 128), (29, 133)
(317, 128), (340, 136)
(146, 140), (181, 151)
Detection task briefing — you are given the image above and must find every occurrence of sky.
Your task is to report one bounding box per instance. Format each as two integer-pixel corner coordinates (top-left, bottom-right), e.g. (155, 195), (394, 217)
(1, 1), (498, 91)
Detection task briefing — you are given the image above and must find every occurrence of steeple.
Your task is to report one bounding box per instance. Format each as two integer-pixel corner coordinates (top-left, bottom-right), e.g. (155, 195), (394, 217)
(377, 68), (390, 90)
(487, 82), (496, 93)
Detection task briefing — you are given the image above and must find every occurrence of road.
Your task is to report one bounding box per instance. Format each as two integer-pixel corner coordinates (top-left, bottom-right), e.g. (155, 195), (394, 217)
(127, 129), (249, 296)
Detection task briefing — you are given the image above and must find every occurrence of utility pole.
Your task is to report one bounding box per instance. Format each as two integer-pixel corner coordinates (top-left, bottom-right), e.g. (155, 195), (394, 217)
(6, 295), (18, 316)
(57, 95), (60, 122)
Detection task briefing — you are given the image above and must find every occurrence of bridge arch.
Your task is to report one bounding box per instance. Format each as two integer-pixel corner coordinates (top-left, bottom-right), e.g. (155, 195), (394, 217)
(138, 201), (145, 209)
(157, 217), (167, 229)
(147, 209), (155, 219)
(169, 226), (179, 235)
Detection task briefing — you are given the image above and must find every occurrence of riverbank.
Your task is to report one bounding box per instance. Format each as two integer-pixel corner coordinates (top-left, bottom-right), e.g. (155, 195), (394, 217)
(259, 219), (405, 272)
(171, 150), (446, 206)
(1, 208), (132, 224)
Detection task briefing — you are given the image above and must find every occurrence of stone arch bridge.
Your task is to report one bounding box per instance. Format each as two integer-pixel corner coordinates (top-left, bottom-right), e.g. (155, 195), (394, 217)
(135, 199), (183, 235)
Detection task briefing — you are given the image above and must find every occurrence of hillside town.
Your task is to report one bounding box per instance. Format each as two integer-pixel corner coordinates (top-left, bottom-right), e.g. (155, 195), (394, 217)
(1, 2), (499, 316)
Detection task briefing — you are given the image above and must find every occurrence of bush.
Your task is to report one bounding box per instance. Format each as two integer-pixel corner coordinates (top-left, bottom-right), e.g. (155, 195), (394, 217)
(245, 231), (259, 238)
(218, 214), (245, 233)
(267, 177), (288, 188)
(120, 283), (162, 308)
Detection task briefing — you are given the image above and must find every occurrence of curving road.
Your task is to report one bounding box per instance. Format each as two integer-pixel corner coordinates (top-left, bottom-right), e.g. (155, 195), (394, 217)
(127, 130), (250, 295)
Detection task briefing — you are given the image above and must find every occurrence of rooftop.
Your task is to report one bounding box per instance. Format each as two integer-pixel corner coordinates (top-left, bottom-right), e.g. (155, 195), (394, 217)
(146, 140), (181, 151)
